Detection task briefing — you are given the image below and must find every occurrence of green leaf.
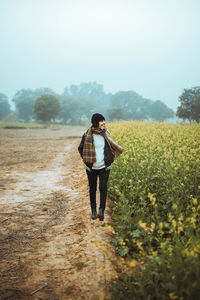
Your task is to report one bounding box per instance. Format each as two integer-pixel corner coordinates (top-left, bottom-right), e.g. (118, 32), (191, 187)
(130, 229), (141, 238)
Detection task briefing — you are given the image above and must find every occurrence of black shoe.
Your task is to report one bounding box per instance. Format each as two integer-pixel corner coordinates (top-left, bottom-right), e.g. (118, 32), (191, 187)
(98, 208), (104, 221)
(91, 208), (97, 220)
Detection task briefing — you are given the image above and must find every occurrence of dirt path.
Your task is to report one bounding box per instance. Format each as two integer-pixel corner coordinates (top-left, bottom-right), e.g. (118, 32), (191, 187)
(0, 128), (119, 300)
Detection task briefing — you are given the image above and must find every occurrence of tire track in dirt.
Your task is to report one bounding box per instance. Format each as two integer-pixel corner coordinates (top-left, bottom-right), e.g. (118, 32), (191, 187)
(0, 129), (119, 300)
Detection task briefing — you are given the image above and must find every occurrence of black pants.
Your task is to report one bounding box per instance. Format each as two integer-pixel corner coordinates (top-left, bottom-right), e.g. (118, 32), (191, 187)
(86, 168), (110, 211)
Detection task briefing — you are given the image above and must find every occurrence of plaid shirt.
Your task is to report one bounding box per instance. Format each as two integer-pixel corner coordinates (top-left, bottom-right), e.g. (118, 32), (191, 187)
(78, 131), (114, 168)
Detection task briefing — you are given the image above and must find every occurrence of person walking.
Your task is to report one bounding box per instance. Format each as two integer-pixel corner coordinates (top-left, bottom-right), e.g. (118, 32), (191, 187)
(78, 113), (124, 221)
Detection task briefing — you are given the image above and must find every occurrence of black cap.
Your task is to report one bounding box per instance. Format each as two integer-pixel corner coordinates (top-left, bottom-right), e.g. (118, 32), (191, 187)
(91, 113), (105, 128)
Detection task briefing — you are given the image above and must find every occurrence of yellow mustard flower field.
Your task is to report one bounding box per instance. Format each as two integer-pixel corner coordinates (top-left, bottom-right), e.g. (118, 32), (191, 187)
(107, 121), (200, 300)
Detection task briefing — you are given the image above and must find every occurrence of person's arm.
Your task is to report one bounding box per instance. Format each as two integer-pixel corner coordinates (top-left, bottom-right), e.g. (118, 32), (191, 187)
(78, 134), (86, 158)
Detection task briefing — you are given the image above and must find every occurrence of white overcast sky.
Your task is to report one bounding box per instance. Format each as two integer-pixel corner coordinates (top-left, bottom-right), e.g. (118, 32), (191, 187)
(0, 0), (200, 110)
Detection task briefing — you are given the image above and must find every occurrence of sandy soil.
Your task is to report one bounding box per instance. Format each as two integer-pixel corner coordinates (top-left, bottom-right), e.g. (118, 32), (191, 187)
(0, 127), (120, 300)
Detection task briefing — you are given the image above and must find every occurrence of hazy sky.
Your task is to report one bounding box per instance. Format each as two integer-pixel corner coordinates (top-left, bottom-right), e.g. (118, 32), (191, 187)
(1, 0), (200, 110)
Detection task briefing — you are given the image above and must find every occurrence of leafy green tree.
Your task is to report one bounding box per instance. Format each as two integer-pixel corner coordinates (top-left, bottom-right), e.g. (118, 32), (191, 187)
(107, 108), (125, 121)
(63, 82), (111, 117)
(150, 100), (174, 121)
(34, 94), (61, 122)
(176, 87), (200, 123)
(58, 95), (95, 124)
(13, 87), (56, 121)
(109, 91), (151, 120)
(13, 87), (56, 105)
(0, 93), (11, 119)
(176, 106), (190, 122)
(64, 81), (104, 99)
(16, 97), (35, 122)
(109, 91), (174, 121)
(12, 88), (33, 104)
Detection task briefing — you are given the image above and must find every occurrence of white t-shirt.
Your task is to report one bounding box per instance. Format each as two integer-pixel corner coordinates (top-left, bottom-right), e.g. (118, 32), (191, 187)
(92, 134), (105, 169)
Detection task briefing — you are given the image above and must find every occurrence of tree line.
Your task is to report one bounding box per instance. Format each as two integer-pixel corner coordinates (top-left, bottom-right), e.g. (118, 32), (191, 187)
(0, 82), (199, 123)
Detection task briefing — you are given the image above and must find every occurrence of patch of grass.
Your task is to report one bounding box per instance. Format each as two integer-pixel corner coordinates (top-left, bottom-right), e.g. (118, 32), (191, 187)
(0, 122), (45, 129)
